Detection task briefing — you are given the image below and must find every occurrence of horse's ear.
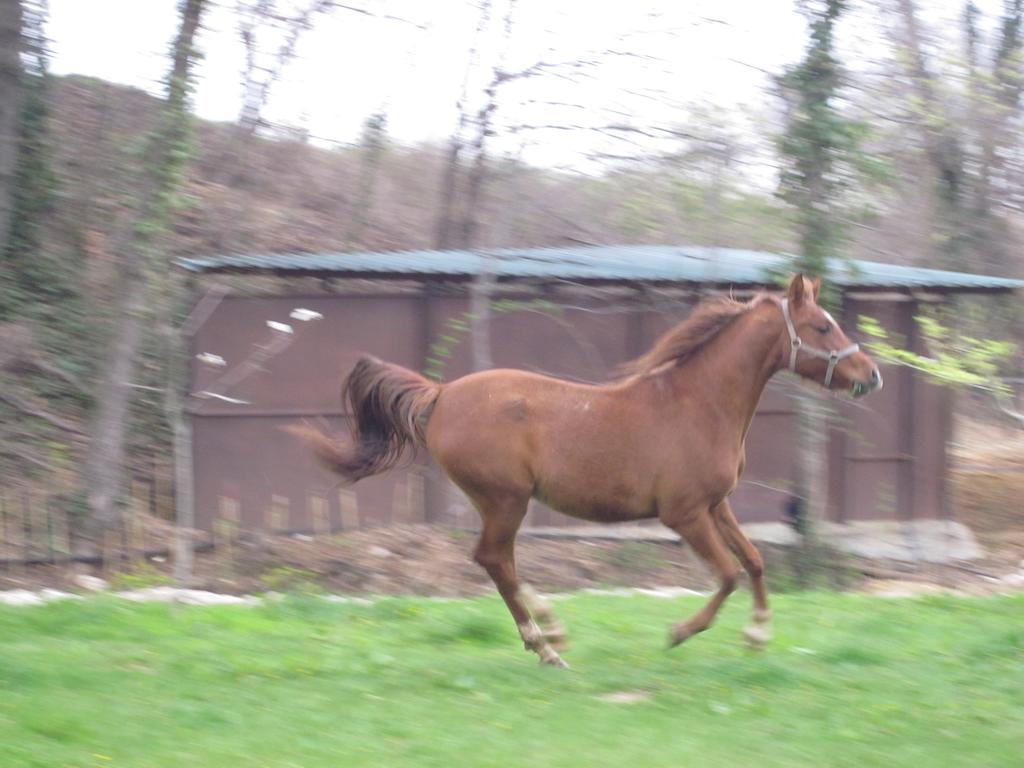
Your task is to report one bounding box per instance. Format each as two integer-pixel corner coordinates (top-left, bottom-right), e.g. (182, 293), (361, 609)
(787, 273), (806, 307)
(810, 276), (822, 302)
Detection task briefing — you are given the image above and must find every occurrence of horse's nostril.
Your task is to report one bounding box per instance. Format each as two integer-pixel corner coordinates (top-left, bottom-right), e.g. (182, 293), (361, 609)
(870, 368), (884, 391)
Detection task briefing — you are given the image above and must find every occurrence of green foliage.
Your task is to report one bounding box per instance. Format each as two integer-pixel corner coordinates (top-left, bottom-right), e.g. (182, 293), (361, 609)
(0, 2), (73, 328)
(0, 80), (57, 316)
(0, 3), (91, 481)
(109, 563), (174, 591)
(423, 298), (560, 381)
(777, 0), (891, 286)
(858, 312), (1016, 392)
(777, 0), (848, 277)
(260, 566), (324, 595)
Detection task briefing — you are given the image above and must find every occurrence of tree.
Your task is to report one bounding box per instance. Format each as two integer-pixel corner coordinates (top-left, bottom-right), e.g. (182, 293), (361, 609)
(0, 0), (22, 249)
(345, 112), (388, 248)
(84, 0), (208, 545)
(0, 0), (88, 491)
(892, 0), (1023, 271)
(434, 0), (493, 249)
(2, 0), (59, 319)
(777, 0), (862, 581)
(778, 0), (862, 281)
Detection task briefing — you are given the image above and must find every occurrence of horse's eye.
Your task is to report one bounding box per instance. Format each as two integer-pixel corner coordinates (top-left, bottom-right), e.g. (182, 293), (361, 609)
(816, 324), (830, 335)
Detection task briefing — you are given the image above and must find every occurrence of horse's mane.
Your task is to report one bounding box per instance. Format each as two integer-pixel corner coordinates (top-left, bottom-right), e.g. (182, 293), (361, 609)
(619, 292), (773, 378)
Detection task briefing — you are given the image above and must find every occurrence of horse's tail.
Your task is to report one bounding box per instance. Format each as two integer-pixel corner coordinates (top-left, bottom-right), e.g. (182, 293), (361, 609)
(287, 356), (441, 484)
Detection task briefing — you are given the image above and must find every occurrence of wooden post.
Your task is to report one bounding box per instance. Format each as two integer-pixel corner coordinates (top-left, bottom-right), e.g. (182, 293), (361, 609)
(792, 387), (829, 585)
(271, 495), (289, 533)
(58, 507), (72, 560)
(216, 495), (240, 575)
(102, 528), (119, 579)
(43, 493), (56, 564)
(155, 475), (173, 520)
(0, 488), (18, 574)
(0, 487), (8, 570)
(339, 489), (359, 530)
(129, 491), (146, 570)
(407, 470), (425, 523)
(26, 490), (38, 564)
(212, 514), (230, 578)
(309, 493), (329, 537)
(11, 489), (25, 574)
(392, 481), (408, 523)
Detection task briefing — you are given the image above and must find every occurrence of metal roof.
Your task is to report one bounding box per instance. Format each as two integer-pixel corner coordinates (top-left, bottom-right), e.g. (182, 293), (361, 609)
(177, 245), (1024, 292)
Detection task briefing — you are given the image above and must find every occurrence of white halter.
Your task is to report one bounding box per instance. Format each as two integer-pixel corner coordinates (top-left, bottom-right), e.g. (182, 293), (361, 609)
(779, 299), (860, 389)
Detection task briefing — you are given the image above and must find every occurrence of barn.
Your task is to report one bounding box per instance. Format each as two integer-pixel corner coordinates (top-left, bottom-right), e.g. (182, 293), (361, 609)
(178, 245), (1022, 549)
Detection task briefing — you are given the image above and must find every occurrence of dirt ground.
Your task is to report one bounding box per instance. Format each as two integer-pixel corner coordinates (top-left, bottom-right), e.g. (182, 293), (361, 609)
(3, 512), (1021, 598)
(2, 419), (1022, 598)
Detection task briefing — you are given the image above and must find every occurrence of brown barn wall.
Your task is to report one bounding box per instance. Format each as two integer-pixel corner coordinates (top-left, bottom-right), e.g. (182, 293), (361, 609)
(190, 290), (949, 532)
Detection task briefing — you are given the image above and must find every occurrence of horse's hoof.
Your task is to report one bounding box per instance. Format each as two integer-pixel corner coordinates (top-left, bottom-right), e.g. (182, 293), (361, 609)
(743, 624), (771, 650)
(668, 623), (694, 648)
(541, 654), (570, 669)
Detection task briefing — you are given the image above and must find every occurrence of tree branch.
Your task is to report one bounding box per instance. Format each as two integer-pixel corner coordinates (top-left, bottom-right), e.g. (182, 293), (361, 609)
(0, 390), (84, 435)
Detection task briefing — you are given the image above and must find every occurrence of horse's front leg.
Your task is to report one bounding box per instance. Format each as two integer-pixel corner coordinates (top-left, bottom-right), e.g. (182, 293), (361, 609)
(662, 506), (739, 647)
(711, 499), (771, 648)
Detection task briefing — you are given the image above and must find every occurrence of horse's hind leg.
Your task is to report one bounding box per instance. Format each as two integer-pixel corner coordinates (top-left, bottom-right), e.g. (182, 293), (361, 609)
(519, 583), (568, 651)
(468, 492), (568, 667)
(663, 507), (739, 648)
(712, 500), (772, 649)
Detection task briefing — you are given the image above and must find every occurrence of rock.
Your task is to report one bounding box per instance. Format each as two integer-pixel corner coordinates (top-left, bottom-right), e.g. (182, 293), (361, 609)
(0, 589), (77, 606)
(74, 574), (109, 591)
(115, 587), (259, 606)
(0, 590), (44, 606)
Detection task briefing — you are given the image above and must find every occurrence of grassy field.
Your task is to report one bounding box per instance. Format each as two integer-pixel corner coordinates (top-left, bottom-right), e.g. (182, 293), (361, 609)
(0, 592), (1021, 768)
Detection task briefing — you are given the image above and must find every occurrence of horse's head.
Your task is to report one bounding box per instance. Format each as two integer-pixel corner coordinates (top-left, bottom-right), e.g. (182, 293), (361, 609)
(780, 274), (882, 398)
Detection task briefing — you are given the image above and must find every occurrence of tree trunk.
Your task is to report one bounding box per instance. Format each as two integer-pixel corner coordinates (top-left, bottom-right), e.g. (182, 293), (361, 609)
(456, 90), (497, 249)
(970, 1), (1022, 270)
(434, 136), (466, 250)
(892, 0), (969, 267)
(456, 0), (517, 250)
(469, 263), (495, 372)
(433, 0), (492, 249)
(791, 387), (830, 586)
(170, 390), (194, 585)
(84, 279), (147, 537)
(793, 389), (827, 528)
(0, 0), (23, 248)
(345, 113), (387, 248)
(84, 0), (207, 546)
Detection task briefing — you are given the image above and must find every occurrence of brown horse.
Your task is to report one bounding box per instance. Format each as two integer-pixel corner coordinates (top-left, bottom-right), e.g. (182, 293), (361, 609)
(292, 274), (882, 667)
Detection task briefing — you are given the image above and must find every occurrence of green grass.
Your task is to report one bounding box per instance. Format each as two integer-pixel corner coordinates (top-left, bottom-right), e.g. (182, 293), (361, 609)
(0, 592), (1021, 767)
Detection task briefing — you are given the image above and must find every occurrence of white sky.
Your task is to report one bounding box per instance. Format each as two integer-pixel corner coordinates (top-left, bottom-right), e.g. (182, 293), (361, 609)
(46, 0), (1005, 173)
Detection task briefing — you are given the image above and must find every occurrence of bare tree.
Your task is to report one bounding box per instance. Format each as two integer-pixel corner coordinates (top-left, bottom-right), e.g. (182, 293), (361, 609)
(84, 0), (208, 545)
(345, 111), (388, 248)
(891, 0), (1023, 270)
(0, 0), (22, 248)
(434, 0), (493, 249)
(455, 0), (518, 249)
(236, 0), (336, 137)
